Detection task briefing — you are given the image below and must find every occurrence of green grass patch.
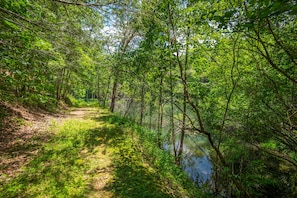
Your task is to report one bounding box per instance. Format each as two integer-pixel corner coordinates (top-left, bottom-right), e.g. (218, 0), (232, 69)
(67, 96), (99, 108)
(1, 108), (204, 197)
(95, 114), (205, 198)
(0, 118), (101, 198)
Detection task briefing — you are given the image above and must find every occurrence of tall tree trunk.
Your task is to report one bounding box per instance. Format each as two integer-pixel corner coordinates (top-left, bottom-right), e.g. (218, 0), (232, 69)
(103, 74), (111, 108)
(109, 29), (136, 112)
(149, 96), (153, 130)
(124, 98), (133, 117)
(170, 63), (177, 160)
(139, 81), (145, 125)
(56, 67), (65, 102)
(157, 71), (164, 148)
(61, 69), (70, 100)
(167, 13), (177, 161)
(110, 77), (118, 113)
(176, 86), (187, 165)
(176, 26), (189, 166)
(97, 74), (101, 105)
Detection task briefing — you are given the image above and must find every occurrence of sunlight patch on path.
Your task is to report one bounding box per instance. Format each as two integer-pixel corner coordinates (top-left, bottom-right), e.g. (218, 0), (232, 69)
(66, 108), (115, 198)
(68, 108), (115, 198)
(87, 144), (114, 198)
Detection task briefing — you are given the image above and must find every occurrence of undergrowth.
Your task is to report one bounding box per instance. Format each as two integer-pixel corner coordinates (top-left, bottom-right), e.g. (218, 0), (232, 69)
(67, 96), (99, 108)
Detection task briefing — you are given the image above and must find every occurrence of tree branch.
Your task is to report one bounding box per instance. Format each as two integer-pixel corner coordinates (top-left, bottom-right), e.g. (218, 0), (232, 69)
(252, 143), (297, 167)
(0, 7), (38, 26)
(266, 19), (297, 67)
(51, 0), (117, 7)
(254, 29), (297, 84)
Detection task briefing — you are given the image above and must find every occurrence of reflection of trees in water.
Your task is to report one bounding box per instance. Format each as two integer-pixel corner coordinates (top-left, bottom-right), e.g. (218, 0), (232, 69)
(182, 154), (213, 183)
(165, 134), (214, 186)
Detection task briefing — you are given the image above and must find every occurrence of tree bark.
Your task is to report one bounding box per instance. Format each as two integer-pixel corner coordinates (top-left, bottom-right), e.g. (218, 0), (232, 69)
(176, 26), (189, 166)
(157, 70), (164, 148)
(139, 81), (145, 125)
(169, 52), (177, 160)
(110, 78), (117, 112)
(109, 29), (136, 112)
(124, 98), (133, 117)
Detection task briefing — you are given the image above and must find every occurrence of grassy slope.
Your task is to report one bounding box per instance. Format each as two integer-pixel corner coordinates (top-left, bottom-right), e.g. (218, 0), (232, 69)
(0, 107), (204, 198)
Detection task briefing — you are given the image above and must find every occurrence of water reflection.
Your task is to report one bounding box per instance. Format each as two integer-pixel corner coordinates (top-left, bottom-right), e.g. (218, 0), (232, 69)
(165, 134), (213, 185)
(182, 152), (212, 184)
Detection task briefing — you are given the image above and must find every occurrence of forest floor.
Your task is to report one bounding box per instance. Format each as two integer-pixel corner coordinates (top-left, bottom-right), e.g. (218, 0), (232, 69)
(0, 105), (200, 198)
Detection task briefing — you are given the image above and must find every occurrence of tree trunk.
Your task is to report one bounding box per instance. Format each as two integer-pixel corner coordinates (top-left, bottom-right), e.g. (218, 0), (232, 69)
(97, 74), (101, 105)
(176, 26), (189, 165)
(103, 74), (111, 108)
(109, 29), (136, 112)
(110, 78), (117, 113)
(176, 87), (187, 165)
(61, 69), (70, 100)
(170, 67), (177, 160)
(157, 71), (164, 148)
(149, 98), (153, 130)
(124, 98), (133, 117)
(139, 81), (145, 125)
(167, 6), (177, 161)
(56, 67), (65, 102)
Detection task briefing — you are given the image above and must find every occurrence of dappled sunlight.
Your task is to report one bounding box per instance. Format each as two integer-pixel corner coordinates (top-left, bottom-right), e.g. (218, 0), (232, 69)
(1, 107), (203, 197)
(0, 109), (115, 197)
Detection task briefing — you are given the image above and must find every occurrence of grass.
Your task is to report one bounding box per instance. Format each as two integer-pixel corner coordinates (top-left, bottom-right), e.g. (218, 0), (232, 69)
(67, 96), (99, 108)
(0, 108), (204, 198)
(0, 118), (100, 197)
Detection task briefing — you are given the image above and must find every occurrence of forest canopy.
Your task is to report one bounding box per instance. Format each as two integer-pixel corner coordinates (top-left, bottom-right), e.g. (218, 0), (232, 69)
(1, 0), (297, 197)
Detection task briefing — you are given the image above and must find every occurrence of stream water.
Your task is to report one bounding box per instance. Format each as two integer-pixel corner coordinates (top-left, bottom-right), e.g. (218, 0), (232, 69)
(165, 134), (213, 185)
(181, 147), (213, 184)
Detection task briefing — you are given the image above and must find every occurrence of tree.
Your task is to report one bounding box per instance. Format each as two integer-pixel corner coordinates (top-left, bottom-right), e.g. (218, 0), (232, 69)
(0, 0), (105, 107)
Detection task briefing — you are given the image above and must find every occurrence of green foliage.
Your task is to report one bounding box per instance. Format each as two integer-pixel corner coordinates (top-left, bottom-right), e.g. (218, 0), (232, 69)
(260, 140), (277, 149)
(1, 0), (297, 196)
(0, 0), (104, 109)
(67, 96), (99, 108)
